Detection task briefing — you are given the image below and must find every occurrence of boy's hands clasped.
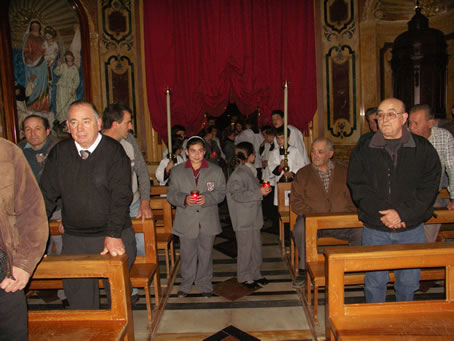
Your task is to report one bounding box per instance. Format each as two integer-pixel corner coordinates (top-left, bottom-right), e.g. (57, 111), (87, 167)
(186, 194), (206, 206)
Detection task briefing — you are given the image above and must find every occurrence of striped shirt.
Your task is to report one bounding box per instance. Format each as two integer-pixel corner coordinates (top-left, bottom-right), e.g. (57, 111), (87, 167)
(428, 126), (454, 199)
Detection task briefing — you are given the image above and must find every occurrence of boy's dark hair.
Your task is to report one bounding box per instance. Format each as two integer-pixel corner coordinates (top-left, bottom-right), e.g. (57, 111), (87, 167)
(261, 125), (275, 136)
(224, 127), (235, 138)
(102, 103), (133, 129)
(171, 125), (186, 136)
(198, 129), (208, 139)
(275, 126), (290, 137)
(206, 126), (217, 134)
(171, 138), (183, 154)
(231, 141), (254, 169)
(271, 110), (284, 118)
(186, 136), (206, 149)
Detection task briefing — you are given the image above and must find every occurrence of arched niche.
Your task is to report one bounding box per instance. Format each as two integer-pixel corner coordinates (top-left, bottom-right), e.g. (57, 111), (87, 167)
(391, 7), (448, 117)
(1, 0), (92, 141)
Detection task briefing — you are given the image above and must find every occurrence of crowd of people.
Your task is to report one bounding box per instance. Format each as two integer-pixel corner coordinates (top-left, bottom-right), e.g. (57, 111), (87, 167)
(1, 98), (454, 339)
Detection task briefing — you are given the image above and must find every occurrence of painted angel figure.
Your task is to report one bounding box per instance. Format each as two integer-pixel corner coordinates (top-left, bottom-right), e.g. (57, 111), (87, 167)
(54, 51), (80, 123)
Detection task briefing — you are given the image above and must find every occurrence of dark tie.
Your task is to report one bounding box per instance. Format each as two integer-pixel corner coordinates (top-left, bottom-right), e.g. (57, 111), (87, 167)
(80, 150), (90, 160)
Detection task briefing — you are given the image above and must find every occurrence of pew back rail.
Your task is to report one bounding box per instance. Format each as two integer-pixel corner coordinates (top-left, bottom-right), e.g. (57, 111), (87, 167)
(325, 242), (454, 340)
(299, 209), (454, 324)
(29, 218), (162, 329)
(29, 254), (134, 340)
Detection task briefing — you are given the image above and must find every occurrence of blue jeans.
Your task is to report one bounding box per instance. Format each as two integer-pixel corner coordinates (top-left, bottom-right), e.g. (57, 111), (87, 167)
(129, 200), (145, 257)
(362, 224), (426, 303)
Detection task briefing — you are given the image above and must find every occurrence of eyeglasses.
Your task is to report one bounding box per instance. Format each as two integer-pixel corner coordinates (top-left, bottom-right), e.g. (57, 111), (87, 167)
(376, 111), (404, 121)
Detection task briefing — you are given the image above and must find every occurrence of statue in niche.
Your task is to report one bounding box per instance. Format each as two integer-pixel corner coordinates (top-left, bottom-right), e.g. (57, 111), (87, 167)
(22, 19), (49, 112)
(54, 50), (80, 124)
(43, 26), (59, 79)
(9, 0), (84, 137)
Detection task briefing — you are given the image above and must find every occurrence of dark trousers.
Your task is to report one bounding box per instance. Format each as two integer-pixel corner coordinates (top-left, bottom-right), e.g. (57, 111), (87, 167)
(61, 227), (136, 309)
(262, 185), (279, 233)
(0, 268), (27, 341)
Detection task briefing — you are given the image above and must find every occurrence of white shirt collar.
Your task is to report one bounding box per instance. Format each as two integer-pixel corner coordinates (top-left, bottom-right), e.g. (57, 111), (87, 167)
(74, 133), (102, 154)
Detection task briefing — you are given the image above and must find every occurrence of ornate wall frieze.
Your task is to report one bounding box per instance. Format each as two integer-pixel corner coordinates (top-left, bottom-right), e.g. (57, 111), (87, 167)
(100, 0), (137, 131)
(324, 0), (354, 34)
(326, 44), (357, 138)
(101, 0), (131, 46)
(324, 22), (355, 42)
(321, 0), (359, 143)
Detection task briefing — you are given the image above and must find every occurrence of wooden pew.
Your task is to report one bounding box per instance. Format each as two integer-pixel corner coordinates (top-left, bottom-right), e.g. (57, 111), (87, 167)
(130, 218), (161, 328)
(440, 187), (450, 199)
(29, 254), (134, 341)
(325, 243), (454, 340)
(29, 218), (161, 328)
(300, 208), (454, 324)
(151, 185), (168, 197)
(277, 182), (292, 252)
(288, 202), (348, 277)
(150, 197), (176, 279)
(440, 230), (454, 241)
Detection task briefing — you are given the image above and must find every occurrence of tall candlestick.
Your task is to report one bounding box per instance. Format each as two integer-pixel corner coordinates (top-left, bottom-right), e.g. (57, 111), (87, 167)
(283, 81), (288, 150)
(283, 80), (290, 180)
(166, 88), (172, 155)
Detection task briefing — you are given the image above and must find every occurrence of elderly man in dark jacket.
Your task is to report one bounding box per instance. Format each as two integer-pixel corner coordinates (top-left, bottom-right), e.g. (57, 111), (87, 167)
(348, 97), (441, 303)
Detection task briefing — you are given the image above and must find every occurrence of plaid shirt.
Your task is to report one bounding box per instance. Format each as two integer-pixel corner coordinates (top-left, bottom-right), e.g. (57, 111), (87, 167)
(314, 160), (334, 192)
(428, 126), (454, 199)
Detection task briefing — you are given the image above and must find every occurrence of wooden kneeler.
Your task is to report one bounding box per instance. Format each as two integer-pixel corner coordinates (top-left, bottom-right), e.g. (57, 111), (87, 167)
(29, 254), (134, 341)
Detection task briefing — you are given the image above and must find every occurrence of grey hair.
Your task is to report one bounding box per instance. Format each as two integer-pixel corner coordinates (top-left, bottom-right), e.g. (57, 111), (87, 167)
(409, 104), (434, 120)
(68, 100), (100, 120)
(312, 137), (333, 152)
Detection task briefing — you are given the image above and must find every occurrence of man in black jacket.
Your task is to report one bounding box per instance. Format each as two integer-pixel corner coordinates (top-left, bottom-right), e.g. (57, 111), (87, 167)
(40, 100), (135, 309)
(347, 98), (441, 303)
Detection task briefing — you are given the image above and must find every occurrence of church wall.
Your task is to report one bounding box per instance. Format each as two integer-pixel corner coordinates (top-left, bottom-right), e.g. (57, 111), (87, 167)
(314, 0), (454, 161)
(1, 0), (453, 169)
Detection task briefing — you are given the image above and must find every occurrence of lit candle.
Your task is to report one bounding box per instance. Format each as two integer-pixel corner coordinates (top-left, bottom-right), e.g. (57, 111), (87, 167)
(283, 81), (288, 150)
(166, 88), (172, 154)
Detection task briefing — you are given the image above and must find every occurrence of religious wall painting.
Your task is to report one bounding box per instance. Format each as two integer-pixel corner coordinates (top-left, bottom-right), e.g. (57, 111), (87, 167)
(8, 0), (83, 135)
(326, 44), (357, 138)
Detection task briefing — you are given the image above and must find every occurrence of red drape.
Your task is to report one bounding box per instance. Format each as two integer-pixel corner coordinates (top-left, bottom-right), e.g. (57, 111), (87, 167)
(144, 0), (317, 138)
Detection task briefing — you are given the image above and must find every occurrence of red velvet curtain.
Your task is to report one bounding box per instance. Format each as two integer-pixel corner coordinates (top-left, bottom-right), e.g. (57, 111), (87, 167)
(144, 0), (317, 138)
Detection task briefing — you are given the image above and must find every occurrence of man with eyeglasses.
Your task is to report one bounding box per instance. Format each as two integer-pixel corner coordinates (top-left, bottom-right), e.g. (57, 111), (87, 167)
(347, 97), (441, 303)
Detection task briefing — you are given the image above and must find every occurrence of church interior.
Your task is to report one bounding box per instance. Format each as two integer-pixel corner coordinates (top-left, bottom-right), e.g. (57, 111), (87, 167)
(1, 0), (454, 340)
